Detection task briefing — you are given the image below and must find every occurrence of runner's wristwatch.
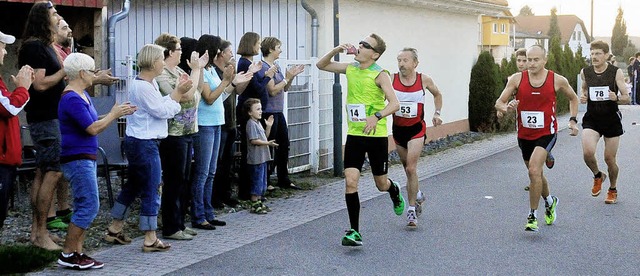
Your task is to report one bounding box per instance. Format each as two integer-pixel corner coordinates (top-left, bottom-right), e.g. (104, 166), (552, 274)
(374, 112), (383, 120)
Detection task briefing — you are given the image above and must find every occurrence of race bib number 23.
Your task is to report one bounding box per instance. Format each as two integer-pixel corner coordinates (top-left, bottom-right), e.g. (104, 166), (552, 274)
(520, 111), (544, 129)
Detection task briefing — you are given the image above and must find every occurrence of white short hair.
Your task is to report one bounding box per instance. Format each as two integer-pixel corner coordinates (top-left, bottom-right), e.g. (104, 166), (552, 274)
(63, 53), (95, 80)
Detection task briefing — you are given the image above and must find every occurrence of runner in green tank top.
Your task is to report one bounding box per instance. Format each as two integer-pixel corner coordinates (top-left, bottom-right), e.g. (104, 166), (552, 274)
(316, 33), (404, 247)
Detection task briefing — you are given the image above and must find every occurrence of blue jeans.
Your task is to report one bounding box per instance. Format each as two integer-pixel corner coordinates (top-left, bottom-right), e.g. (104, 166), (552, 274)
(248, 163), (267, 197)
(0, 165), (16, 229)
(62, 159), (99, 230)
(191, 125), (221, 224)
(111, 137), (162, 231)
(160, 135), (193, 235)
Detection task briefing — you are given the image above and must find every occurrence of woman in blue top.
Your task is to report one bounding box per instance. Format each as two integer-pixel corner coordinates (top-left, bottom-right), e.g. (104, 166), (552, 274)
(57, 53), (135, 269)
(191, 35), (239, 229)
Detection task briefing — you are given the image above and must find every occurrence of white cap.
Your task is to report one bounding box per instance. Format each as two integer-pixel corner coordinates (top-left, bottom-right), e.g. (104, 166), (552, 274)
(0, 31), (16, 45)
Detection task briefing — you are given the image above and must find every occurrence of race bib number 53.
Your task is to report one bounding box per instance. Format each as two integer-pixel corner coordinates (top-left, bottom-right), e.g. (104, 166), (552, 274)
(395, 102), (418, 118)
(520, 111), (544, 129)
(347, 104), (366, 122)
(589, 86), (610, 101)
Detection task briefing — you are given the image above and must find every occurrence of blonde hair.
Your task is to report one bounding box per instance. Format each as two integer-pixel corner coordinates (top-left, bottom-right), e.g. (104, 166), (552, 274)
(63, 53), (95, 80)
(137, 44), (165, 71)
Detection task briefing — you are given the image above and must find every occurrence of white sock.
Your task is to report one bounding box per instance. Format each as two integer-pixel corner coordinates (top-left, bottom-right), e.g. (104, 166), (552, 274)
(529, 209), (537, 218)
(62, 252), (74, 258)
(408, 206), (416, 212)
(545, 195), (553, 206)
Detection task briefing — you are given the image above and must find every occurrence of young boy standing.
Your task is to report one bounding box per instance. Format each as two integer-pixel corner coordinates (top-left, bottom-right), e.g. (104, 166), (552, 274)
(244, 98), (277, 214)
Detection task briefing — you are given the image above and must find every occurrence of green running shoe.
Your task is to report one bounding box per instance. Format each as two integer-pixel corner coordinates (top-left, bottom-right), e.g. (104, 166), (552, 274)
(390, 179), (405, 216)
(545, 196), (558, 225)
(341, 229), (362, 246)
(525, 214), (538, 232)
(47, 217), (68, 230)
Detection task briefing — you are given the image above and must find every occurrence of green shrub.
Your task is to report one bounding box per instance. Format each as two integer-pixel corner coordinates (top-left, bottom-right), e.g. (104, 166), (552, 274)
(0, 245), (59, 274)
(469, 51), (502, 132)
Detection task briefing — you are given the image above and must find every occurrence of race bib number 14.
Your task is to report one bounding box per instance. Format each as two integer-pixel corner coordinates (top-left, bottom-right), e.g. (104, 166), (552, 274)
(520, 111), (544, 129)
(347, 104), (367, 122)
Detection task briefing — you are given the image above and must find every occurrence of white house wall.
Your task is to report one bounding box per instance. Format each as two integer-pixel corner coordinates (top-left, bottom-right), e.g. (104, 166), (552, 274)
(311, 0), (479, 143)
(568, 24), (590, 58)
(107, 0), (309, 64)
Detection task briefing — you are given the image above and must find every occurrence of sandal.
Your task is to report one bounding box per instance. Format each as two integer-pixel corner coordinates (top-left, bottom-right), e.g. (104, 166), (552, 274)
(142, 239), (171, 253)
(104, 230), (132, 245)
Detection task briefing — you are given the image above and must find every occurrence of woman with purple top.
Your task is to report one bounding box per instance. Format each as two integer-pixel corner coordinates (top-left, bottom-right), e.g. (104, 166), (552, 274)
(56, 53), (135, 269)
(259, 37), (305, 190)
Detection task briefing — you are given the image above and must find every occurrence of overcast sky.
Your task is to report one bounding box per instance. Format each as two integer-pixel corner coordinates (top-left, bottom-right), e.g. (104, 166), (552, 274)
(508, 0), (640, 37)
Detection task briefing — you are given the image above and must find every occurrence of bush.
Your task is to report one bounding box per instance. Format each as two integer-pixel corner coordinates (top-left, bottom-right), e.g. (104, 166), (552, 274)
(0, 245), (59, 274)
(468, 51), (502, 132)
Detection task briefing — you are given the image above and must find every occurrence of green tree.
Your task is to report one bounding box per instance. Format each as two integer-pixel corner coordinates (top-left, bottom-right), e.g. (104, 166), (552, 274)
(519, 5), (534, 16)
(611, 6), (628, 57)
(548, 8), (564, 72)
(468, 51), (501, 132)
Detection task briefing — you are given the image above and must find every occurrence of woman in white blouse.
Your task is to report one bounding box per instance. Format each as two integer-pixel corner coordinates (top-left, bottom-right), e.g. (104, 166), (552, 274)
(104, 44), (192, 252)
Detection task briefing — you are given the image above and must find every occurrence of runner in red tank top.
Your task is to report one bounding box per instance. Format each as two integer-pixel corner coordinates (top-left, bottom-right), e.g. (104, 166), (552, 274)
(392, 48), (443, 228)
(495, 45), (579, 232)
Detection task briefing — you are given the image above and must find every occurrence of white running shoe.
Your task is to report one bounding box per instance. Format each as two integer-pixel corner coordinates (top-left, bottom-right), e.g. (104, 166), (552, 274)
(416, 190), (425, 217)
(407, 209), (417, 228)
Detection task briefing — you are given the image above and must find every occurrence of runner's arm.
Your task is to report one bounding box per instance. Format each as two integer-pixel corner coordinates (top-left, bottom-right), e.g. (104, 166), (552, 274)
(316, 45), (349, 74)
(422, 73), (443, 125)
(614, 69), (631, 104)
(495, 72), (520, 115)
(376, 72), (400, 117)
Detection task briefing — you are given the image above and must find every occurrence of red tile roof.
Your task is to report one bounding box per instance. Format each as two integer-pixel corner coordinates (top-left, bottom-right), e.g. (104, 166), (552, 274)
(0, 0), (103, 8)
(515, 15), (591, 44)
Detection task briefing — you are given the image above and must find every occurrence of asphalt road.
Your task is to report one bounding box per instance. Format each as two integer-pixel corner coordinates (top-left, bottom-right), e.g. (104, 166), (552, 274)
(170, 108), (640, 276)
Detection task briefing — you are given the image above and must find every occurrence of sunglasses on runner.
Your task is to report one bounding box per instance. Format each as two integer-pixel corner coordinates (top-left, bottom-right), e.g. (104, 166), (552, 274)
(359, 41), (378, 53)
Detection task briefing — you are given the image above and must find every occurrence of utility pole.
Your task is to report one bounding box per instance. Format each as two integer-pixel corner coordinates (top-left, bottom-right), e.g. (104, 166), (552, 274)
(590, 0), (594, 40)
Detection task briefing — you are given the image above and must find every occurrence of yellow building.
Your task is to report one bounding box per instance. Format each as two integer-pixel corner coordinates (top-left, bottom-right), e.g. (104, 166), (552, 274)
(480, 11), (514, 62)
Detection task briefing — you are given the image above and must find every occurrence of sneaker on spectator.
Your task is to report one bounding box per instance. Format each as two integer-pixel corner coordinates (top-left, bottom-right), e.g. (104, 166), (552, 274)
(47, 217), (68, 230)
(80, 253), (104, 269)
(57, 252), (94, 270)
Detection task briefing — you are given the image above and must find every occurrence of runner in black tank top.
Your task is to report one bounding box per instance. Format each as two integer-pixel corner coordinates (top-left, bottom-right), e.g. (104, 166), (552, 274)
(579, 40), (631, 204)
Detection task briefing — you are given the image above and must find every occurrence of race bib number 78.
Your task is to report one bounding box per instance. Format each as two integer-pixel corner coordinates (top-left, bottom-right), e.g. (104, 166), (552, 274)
(589, 86), (610, 101)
